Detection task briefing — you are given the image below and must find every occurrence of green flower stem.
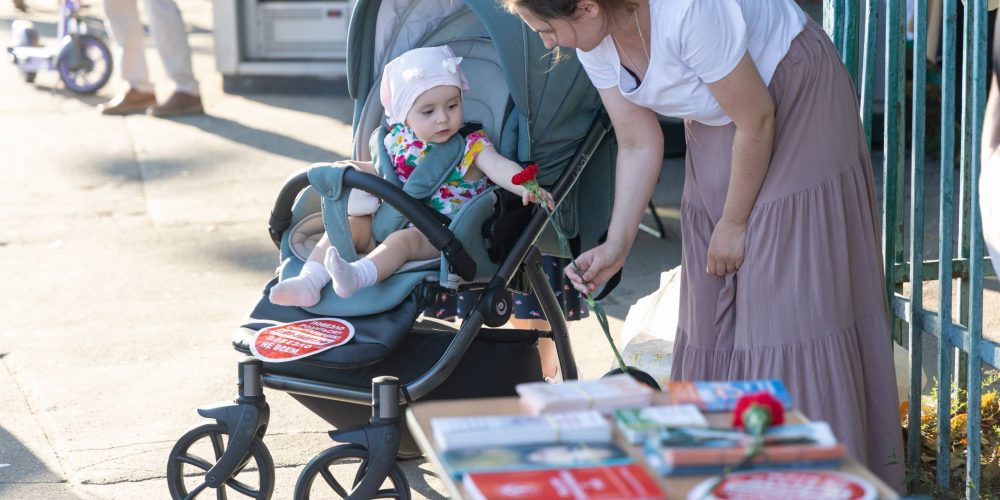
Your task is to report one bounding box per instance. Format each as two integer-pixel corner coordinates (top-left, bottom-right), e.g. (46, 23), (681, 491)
(699, 405), (771, 499)
(526, 182), (628, 374)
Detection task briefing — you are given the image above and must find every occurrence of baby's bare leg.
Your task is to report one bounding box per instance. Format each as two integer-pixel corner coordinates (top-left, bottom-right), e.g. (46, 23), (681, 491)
(366, 227), (437, 281)
(324, 227), (436, 298)
(348, 215), (377, 253)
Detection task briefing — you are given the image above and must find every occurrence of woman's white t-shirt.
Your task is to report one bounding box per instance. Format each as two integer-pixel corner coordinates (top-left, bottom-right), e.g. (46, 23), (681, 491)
(576, 0), (807, 126)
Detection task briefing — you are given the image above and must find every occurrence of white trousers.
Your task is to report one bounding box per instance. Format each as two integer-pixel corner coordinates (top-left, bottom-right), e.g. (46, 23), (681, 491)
(101, 0), (199, 95)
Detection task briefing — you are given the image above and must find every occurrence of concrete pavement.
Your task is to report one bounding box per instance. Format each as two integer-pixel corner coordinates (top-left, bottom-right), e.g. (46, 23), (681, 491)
(0, 1), (683, 498)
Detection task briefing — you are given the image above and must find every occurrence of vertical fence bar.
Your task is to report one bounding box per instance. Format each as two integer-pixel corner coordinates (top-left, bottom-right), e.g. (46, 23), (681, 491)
(842, 0), (859, 86)
(957, 0), (975, 397)
(907, 0), (927, 487)
(884, 0), (906, 344)
(861, 0), (879, 146)
(937, 0), (957, 488)
(965, 1), (986, 496)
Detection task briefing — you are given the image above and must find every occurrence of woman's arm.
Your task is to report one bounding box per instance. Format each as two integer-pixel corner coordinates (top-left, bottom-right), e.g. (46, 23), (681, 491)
(566, 87), (664, 293)
(703, 52), (775, 276)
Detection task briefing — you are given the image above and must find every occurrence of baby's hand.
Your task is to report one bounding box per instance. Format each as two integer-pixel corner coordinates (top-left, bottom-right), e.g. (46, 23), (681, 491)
(522, 187), (555, 210)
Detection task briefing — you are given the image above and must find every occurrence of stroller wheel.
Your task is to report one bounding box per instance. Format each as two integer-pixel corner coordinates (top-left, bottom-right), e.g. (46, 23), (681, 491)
(294, 444), (410, 500)
(166, 422), (275, 500)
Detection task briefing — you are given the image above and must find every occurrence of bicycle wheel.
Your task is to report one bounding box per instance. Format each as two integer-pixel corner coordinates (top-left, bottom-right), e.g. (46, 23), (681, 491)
(294, 444), (410, 500)
(166, 422), (275, 500)
(57, 34), (112, 94)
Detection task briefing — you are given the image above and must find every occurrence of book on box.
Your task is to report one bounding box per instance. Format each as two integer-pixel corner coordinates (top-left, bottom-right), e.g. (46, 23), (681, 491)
(614, 404), (710, 444)
(516, 374), (654, 415)
(441, 442), (633, 479)
(643, 421), (846, 476)
(463, 463), (665, 500)
(431, 410), (611, 451)
(666, 379), (793, 412)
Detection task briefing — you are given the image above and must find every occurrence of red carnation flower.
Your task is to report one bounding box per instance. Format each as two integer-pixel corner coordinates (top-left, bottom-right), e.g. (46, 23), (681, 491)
(512, 163), (539, 185)
(731, 392), (785, 428)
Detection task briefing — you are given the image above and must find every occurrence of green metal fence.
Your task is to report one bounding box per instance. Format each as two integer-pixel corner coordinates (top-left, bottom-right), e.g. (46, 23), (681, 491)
(823, 0), (998, 497)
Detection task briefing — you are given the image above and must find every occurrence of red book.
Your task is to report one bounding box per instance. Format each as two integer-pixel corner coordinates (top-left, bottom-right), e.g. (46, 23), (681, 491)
(462, 463), (664, 500)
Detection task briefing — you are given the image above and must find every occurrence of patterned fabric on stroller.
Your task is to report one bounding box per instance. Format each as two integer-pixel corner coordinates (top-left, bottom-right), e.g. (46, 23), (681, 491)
(166, 1), (617, 498)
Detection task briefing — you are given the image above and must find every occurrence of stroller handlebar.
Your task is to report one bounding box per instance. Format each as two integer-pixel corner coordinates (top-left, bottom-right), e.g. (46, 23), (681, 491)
(267, 167), (477, 281)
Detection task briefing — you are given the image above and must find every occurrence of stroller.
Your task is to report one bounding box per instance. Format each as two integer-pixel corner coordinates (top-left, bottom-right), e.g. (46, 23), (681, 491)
(166, 0), (617, 498)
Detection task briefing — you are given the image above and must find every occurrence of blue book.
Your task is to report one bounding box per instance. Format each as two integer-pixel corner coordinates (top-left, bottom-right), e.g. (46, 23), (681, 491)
(666, 379), (794, 411)
(645, 459), (845, 476)
(642, 422), (846, 476)
(440, 442), (633, 479)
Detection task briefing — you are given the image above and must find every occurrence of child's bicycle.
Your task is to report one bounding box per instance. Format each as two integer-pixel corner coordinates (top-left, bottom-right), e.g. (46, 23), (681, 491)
(7, 0), (112, 94)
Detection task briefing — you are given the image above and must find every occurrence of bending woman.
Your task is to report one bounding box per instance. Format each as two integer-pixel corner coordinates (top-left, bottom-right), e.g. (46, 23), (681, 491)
(504, 0), (904, 490)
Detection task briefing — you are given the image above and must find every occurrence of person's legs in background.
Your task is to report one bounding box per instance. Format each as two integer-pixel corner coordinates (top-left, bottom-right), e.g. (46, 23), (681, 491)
(142, 0), (202, 116)
(509, 318), (559, 380)
(99, 0), (157, 115)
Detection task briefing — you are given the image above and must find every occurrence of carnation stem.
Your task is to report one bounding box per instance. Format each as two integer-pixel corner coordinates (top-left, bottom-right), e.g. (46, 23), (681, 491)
(529, 183), (628, 374)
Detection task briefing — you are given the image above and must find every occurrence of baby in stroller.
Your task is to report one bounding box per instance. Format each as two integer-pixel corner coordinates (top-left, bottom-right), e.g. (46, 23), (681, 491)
(269, 45), (553, 306)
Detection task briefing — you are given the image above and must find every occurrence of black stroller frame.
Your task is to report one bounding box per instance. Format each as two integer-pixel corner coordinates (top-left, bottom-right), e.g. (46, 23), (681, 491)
(165, 112), (613, 500)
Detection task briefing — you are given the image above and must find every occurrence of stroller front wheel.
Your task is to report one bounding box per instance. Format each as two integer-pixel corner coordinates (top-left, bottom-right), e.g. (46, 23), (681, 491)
(167, 422), (275, 500)
(294, 444), (410, 500)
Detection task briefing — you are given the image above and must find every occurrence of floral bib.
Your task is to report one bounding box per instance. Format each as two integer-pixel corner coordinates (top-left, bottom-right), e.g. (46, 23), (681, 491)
(384, 123), (493, 218)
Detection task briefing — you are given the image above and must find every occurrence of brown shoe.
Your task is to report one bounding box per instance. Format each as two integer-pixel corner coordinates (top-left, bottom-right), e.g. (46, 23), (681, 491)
(148, 92), (203, 117)
(98, 88), (157, 116)
(13, 0), (27, 11)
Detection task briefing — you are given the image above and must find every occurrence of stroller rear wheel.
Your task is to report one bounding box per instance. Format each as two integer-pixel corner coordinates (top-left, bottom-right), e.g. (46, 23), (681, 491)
(167, 422), (275, 499)
(294, 444), (410, 500)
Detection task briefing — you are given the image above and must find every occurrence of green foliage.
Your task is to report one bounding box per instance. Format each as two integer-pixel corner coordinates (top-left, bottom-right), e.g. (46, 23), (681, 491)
(901, 374), (1000, 499)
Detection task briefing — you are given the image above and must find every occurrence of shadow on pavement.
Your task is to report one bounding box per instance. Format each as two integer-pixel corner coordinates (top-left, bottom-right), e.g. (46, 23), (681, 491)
(170, 113), (345, 164)
(232, 85), (355, 124)
(399, 460), (449, 500)
(0, 426), (67, 494)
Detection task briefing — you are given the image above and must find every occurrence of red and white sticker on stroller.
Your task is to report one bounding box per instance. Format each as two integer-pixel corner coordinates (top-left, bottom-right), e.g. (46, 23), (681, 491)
(250, 318), (355, 362)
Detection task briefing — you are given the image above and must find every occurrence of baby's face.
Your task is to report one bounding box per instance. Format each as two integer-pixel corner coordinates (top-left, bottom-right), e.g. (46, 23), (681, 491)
(404, 85), (463, 144)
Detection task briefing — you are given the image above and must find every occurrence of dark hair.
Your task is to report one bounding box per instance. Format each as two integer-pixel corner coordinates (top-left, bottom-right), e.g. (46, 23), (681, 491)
(499, 0), (639, 30)
(500, 0), (639, 64)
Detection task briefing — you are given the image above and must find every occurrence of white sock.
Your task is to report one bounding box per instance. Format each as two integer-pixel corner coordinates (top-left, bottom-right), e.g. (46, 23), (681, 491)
(269, 261), (330, 307)
(325, 246), (378, 298)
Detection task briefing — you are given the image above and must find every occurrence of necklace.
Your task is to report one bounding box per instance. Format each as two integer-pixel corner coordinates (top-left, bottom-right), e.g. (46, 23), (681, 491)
(611, 8), (650, 76)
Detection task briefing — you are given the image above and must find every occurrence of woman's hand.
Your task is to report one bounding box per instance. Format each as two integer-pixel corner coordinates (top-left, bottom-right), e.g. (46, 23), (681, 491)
(706, 219), (747, 276)
(523, 187), (555, 210)
(565, 239), (628, 294)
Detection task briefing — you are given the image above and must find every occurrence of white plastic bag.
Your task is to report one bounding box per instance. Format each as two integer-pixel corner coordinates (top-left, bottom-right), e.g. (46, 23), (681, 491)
(616, 266), (682, 388)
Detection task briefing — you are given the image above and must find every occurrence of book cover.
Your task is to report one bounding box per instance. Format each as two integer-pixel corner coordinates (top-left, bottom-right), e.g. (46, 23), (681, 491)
(463, 463), (665, 500)
(643, 422), (846, 475)
(686, 470), (877, 500)
(516, 374), (654, 415)
(614, 404), (710, 444)
(666, 379), (793, 411)
(431, 410), (611, 451)
(441, 442), (633, 479)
